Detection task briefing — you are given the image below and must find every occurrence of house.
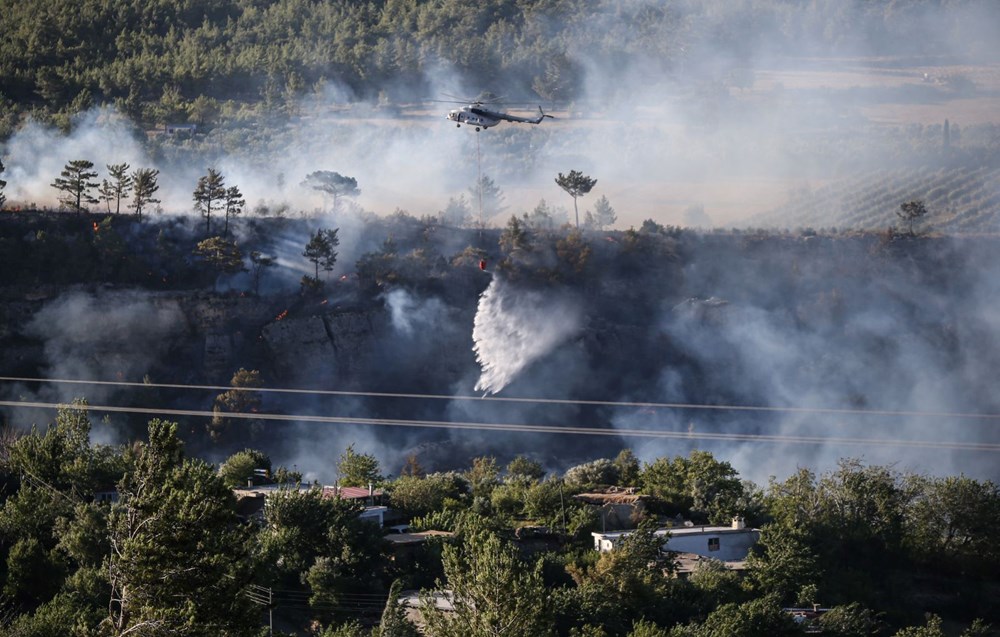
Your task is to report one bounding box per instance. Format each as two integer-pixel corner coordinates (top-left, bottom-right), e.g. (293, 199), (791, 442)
(784, 605), (830, 634)
(573, 489), (649, 530)
(321, 484), (385, 507)
(93, 489), (119, 505)
(383, 530), (453, 547)
(233, 483), (312, 523)
(383, 530), (454, 571)
(164, 123), (197, 136)
(592, 517), (760, 562)
(231, 483), (387, 525)
(672, 552), (749, 577)
(358, 505), (388, 526)
(398, 589), (455, 628)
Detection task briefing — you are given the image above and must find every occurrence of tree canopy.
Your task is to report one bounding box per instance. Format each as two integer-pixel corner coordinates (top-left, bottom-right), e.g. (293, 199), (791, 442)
(555, 170), (598, 228)
(303, 171), (360, 214)
(105, 419), (256, 635)
(0, 0), (987, 136)
(51, 160), (99, 214)
(0, 410), (994, 636)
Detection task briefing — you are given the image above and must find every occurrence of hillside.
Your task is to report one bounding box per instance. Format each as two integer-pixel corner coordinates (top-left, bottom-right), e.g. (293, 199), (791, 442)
(2, 211), (999, 487)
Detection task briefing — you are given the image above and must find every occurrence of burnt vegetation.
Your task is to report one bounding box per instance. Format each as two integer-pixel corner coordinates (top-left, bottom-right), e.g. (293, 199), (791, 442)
(1, 209), (998, 443)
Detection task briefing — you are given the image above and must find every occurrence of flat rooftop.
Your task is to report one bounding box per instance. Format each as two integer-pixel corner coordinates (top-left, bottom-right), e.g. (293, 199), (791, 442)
(594, 525), (757, 539)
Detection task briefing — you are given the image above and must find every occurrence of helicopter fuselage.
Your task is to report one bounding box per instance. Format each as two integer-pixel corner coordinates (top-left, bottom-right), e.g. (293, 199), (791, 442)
(446, 104), (550, 130)
(447, 106), (501, 130)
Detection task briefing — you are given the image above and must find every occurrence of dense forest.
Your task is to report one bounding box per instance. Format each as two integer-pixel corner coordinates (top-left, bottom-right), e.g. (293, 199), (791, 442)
(1, 0), (998, 136)
(0, 400), (998, 636)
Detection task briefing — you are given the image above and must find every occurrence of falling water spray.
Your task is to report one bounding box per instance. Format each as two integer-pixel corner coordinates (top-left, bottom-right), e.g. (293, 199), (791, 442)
(471, 277), (583, 394)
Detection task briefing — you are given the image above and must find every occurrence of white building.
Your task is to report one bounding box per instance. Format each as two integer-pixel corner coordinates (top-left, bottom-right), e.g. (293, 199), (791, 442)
(592, 518), (759, 562)
(359, 505), (388, 526)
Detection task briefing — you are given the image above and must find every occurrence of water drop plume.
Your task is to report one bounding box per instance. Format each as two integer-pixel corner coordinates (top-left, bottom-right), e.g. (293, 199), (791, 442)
(472, 277), (582, 395)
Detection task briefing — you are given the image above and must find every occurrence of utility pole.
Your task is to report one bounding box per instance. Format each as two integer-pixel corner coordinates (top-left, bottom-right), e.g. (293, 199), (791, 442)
(246, 583), (274, 636)
(559, 481), (567, 535)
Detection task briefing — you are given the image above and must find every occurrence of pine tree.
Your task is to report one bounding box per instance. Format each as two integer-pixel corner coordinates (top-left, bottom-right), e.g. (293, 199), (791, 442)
(51, 160), (99, 213)
(302, 171), (360, 213)
(106, 163), (133, 215)
(303, 228), (339, 280)
(376, 579), (420, 637)
(555, 170), (597, 229)
(193, 168), (226, 234)
(104, 420), (257, 635)
(897, 200), (928, 235)
(210, 368), (263, 442)
(223, 185), (245, 237)
(249, 250), (276, 295)
(194, 236), (246, 286)
(420, 528), (555, 637)
(0, 157), (7, 208)
(586, 195), (616, 230)
(131, 168), (160, 221)
(468, 175), (506, 227)
(337, 444), (382, 488)
(97, 179), (115, 214)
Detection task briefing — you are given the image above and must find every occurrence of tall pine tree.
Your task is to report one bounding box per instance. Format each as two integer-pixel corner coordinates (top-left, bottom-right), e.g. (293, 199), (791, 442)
(104, 420), (256, 636)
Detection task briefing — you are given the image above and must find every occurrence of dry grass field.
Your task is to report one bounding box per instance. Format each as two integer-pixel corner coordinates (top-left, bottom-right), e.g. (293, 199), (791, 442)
(286, 57), (1000, 230)
(614, 58), (1000, 229)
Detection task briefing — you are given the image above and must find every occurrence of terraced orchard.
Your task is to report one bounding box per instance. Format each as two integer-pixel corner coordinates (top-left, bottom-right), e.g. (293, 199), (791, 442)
(752, 164), (1000, 233)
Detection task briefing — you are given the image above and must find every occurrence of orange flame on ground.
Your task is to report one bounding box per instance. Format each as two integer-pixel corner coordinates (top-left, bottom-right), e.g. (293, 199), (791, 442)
(93, 223), (99, 233)
(275, 310), (288, 321)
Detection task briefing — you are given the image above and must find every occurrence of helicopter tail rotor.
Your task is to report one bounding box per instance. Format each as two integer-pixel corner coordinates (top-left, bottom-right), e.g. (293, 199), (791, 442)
(532, 106), (555, 124)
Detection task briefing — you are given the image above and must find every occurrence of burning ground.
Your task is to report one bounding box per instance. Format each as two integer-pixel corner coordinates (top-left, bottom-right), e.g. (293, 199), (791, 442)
(1, 212), (999, 486)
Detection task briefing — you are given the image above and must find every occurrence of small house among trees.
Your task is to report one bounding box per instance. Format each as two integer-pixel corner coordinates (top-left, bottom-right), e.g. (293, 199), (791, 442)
(592, 518), (760, 563)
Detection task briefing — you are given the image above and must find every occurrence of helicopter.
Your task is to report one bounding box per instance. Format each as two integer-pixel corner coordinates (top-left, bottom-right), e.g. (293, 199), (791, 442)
(443, 96), (553, 131)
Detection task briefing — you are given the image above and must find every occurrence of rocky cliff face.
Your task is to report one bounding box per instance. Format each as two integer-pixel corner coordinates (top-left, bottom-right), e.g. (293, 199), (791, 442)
(0, 287), (276, 387)
(261, 308), (387, 384)
(0, 283), (461, 394)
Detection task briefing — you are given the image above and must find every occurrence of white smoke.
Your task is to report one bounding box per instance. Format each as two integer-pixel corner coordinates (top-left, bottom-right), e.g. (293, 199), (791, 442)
(4, 108), (150, 208)
(26, 290), (186, 397)
(384, 288), (449, 336)
(472, 277), (583, 395)
(0, 290), (187, 436)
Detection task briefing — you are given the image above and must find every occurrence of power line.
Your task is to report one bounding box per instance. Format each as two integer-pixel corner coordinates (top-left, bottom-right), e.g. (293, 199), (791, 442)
(2, 375), (999, 422)
(2, 398), (999, 453)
